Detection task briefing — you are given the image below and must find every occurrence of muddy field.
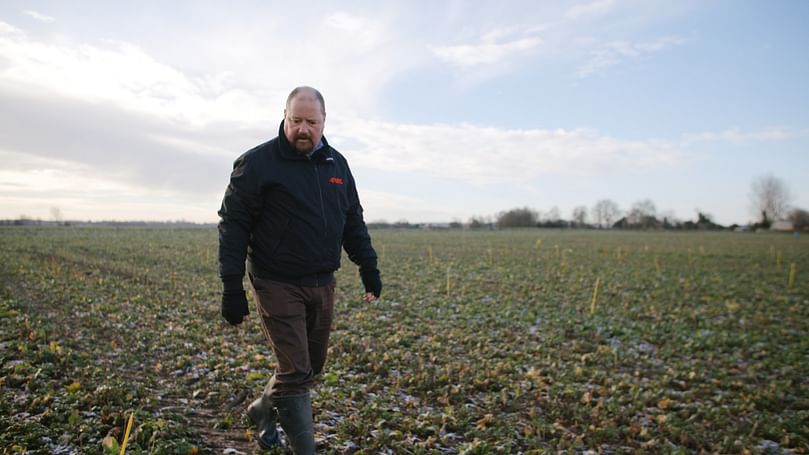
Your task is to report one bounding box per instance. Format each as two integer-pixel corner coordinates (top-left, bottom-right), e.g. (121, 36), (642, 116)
(1, 227), (807, 454)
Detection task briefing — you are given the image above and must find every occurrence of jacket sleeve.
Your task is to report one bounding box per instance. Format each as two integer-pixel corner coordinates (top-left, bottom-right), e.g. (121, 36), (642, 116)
(342, 168), (378, 274)
(217, 153), (261, 290)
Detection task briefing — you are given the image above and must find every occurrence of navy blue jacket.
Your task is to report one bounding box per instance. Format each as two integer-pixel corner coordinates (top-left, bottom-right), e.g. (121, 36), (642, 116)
(217, 121), (378, 288)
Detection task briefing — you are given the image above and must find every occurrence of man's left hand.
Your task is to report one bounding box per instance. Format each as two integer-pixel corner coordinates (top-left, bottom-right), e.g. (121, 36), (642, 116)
(221, 289), (250, 325)
(360, 268), (382, 300)
(363, 292), (377, 303)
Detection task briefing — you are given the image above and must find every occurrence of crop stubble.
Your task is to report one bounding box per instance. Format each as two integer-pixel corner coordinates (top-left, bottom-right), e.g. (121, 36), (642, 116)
(1, 227), (807, 453)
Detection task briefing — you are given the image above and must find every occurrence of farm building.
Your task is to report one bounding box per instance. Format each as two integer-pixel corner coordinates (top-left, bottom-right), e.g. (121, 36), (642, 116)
(771, 220), (795, 232)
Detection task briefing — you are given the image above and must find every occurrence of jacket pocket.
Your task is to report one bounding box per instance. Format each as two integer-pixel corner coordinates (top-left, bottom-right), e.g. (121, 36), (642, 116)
(268, 217), (290, 257)
(252, 216), (290, 266)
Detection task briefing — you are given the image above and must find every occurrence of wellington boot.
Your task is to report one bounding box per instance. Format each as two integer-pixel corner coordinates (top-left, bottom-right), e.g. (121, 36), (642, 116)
(273, 394), (315, 455)
(246, 395), (280, 449)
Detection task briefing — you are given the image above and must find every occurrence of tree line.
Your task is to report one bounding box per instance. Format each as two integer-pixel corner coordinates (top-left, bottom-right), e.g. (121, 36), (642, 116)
(491, 174), (807, 231)
(489, 202), (724, 230)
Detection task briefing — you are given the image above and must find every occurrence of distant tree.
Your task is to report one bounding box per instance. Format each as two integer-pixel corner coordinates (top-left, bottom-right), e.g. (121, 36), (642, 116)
(619, 199), (661, 229)
(15, 214), (41, 226)
(368, 219), (390, 229)
(627, 199), (656, 224)
(51, 207), (63, 225)
(571, 206), (588, 227)
(683, 211), (724, 230)
(592, 199), (620, 228)
(750, 174), (791, 223)
(788, 208), (809, 231)
(536, 206), (568, 228)
(468, 216), (487, 228)
(660, 210), (679, 229)
(545, 206), (561, 223)
(496, 207), (538, 228)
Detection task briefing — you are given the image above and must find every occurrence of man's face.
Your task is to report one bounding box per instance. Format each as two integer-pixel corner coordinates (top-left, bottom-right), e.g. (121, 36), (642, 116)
(284, 95), (325, 155)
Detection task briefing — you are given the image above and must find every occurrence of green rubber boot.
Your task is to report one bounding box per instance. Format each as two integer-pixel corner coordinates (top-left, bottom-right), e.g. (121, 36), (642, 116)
(246, 395), (280, 449)
(274, 394), (315, 455)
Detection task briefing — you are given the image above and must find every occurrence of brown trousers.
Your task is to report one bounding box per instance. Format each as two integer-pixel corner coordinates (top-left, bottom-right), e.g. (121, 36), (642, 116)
(249, 274), (335, 398)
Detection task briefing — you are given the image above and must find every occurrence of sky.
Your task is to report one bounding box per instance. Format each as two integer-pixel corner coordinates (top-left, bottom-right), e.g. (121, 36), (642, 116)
(1, 0), (807, 226)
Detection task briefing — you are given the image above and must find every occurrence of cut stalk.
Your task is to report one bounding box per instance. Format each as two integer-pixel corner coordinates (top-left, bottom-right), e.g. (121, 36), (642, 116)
(590, 277), (601, 315)
(788, 262), (796, 289)
(446, 266), (452, 296)
(119, 412), (134, 455)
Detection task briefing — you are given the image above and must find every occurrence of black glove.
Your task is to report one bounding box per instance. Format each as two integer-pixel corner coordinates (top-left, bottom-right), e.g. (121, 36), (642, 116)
(360, 268), (382, 298)
(221, 276), (249, 325)
(221, 290), (249, 325)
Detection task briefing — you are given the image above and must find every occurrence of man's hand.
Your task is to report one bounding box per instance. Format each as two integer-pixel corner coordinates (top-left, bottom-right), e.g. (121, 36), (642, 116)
(221, 289), (249, 325)
(360, 268), (382, 301)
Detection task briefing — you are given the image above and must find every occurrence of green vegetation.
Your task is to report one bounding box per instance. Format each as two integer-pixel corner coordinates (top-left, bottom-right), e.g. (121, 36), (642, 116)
(1, 227), (807, 454)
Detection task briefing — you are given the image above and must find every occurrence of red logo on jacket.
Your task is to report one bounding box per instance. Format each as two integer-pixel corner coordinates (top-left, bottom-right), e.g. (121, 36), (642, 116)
(329, 177), (344, 185)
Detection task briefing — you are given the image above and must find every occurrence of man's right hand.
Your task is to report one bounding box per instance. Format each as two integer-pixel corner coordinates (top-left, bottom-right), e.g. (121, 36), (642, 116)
(221, 289), (249, 325)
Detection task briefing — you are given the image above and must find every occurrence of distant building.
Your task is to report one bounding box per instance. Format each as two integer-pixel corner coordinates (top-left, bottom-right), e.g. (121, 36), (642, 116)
(420, 223), (451, 229)
(771, 220), (794, 232)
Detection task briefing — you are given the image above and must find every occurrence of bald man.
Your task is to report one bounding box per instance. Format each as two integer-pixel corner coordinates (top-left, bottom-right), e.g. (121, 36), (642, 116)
(217, 86), (381, 453)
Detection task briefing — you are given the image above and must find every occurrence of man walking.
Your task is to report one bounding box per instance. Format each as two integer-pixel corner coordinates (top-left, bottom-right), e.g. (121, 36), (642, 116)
(217, 86), (382, 453)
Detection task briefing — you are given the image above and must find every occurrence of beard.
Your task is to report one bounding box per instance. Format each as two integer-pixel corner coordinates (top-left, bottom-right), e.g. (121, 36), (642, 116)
(292, 134), (314, 154)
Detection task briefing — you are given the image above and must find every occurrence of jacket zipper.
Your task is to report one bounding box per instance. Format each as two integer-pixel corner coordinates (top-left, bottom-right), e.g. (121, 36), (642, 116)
(313, 162), (329, 286)
(313, 163), (327, 234)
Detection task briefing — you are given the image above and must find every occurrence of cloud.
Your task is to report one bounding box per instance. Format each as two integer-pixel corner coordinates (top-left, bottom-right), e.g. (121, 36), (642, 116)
(430, 26), (543, 67)
(321, 11), (388, 53)
(0, 23), (278, 128)
(0, 18), (288, 213)
(0, 85), (257, 194)
(324, 12), (365, 32)
(157, 8), (419, 114)
(331, 117), (683, 185)
(0, 17), (420, 221)
(685, 127), (792, 143)
(0, 13), (691, 223)
(0, 148), (218, 222)
(0, 168), (216, 222)
(565, 0), (617, 19)
(21, 10), (55, 23)
(0, 21), (23, 35)
(576, 35), (685, 77)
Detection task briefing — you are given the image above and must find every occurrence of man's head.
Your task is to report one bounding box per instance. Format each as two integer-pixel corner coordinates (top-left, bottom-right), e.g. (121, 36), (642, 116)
(284, 86), (326, 155)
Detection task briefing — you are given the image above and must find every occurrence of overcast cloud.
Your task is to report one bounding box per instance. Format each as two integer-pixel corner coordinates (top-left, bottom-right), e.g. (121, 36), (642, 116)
(1, 1), (807, 224)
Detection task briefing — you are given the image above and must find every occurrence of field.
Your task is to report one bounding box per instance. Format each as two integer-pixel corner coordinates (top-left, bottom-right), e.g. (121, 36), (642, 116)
(1, 227), (807, 454)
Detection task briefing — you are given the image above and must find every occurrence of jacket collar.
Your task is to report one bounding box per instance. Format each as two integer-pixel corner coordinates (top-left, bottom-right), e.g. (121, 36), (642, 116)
(277, 120), (333, 163)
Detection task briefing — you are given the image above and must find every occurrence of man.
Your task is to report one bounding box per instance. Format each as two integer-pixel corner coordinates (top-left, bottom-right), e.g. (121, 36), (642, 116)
(217, 86), (381, 454)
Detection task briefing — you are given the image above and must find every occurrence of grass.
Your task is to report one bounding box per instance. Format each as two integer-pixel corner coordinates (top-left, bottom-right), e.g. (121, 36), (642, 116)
(1, 227), (807, 454)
